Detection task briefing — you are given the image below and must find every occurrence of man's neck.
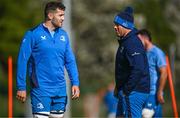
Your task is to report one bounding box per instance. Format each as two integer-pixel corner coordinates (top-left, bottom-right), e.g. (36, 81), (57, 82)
(124, 29), (131, 37)
(146, 43), (153, 51)
(44, 21), (56, 31)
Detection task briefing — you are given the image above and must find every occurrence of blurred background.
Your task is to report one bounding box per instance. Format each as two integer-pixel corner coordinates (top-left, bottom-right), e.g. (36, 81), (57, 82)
(0, 0), (179, 117)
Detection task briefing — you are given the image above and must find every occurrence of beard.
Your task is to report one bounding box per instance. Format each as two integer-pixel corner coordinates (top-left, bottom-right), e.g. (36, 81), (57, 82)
(51, 18), (62, 28)
(115, 32), (123, 41)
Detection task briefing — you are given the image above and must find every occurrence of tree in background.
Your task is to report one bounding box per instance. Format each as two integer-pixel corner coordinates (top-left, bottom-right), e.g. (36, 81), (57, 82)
(134, 0), (176, 52)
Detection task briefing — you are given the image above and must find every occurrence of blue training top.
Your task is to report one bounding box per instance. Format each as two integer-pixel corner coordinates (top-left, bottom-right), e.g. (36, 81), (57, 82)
(16, 23), (79, 97)
(146, 45), (166, 95)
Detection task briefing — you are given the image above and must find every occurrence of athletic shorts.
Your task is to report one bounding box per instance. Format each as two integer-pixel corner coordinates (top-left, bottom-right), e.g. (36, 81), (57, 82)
(31, 95), (67, 113)
(144, 94), (162, 117)
(116, 91), (149, 117)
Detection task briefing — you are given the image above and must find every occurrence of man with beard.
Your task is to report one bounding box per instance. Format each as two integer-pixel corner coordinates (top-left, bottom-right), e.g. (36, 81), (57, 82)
(16, 1), (80, 118)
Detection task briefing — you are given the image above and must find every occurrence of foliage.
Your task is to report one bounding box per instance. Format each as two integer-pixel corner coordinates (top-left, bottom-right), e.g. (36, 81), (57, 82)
(134, 0), (176, 52)
(0, 0), (44, 62)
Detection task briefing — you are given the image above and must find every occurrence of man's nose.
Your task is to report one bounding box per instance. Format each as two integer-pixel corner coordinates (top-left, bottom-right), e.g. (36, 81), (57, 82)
(61, 16), (65, 21)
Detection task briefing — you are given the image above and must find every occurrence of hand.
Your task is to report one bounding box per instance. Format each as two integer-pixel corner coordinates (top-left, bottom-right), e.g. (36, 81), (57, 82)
(71, 86), (80, 99)
(16, 90), (27, 103)
(157, 90), (165, 104)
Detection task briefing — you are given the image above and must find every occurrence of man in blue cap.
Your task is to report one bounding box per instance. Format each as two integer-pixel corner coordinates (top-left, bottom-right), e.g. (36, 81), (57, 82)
(113, 6), (150, 117)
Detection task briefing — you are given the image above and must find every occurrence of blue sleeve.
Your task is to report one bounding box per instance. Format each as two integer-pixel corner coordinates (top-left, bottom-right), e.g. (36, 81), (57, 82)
(16, 31), (34, 90)
(64, 34), (79, 86)
(156, 49), (166, 68)
(124, 46), (147, 94)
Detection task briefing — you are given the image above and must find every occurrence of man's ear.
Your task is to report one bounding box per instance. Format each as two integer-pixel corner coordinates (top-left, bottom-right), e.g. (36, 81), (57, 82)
(48, 12), (54, 20)
(138, 34), (143, 40)
(138, 34), (145, 46)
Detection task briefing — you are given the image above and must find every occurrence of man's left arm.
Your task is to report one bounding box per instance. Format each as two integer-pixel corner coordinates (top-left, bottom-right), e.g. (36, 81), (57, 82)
(156, 49), (167, 104)
(157, 66), (167, 104)
(64, 34), (80, 99)
(71, 85), (80, 99)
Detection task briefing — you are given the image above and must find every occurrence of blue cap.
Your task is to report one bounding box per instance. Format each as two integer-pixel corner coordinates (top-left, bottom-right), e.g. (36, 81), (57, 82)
(114, 6), (134, 29)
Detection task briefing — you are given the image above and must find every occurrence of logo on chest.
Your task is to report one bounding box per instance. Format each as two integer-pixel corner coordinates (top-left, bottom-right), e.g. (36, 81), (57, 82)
(40, 35), (46, 40)
(60, 35), (65, 42)
(131, 52), (140, 56)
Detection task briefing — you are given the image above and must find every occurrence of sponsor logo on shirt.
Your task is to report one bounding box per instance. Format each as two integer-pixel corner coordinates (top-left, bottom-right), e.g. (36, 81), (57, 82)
(131, 52), (140, 56)
(37, 103), (44, 109)
(60, 35), (65, 42)
(41, 35), (46, 40)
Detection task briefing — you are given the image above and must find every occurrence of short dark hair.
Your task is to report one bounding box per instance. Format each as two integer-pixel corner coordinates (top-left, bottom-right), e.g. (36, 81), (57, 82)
(138, 29), (152, 42)
(44, 1), (66, 20)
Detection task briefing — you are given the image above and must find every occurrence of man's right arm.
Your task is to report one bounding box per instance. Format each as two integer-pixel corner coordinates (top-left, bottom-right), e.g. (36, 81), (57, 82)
(64, 33), (79, 87)
(16, 31), (33, 102)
